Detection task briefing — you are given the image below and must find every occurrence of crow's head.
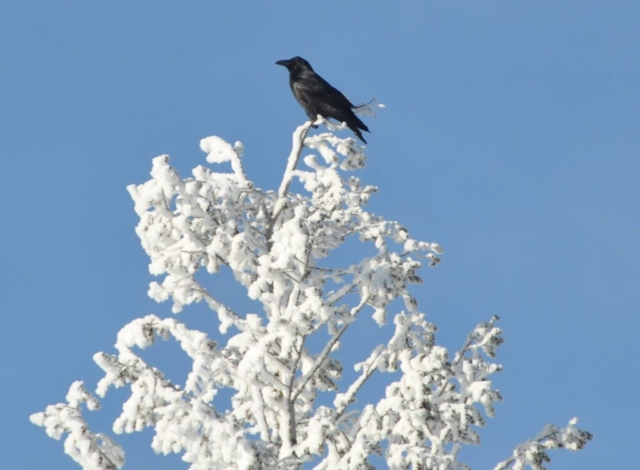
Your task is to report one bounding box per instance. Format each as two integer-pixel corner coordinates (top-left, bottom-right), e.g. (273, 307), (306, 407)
(275, 56), (314, 74)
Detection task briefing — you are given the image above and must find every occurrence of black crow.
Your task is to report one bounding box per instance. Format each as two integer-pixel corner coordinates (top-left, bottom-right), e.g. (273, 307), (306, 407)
(276, 56), (370, 144)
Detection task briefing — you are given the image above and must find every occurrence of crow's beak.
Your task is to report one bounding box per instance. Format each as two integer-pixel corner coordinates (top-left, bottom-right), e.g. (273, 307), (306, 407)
(275, 59), (290, 67)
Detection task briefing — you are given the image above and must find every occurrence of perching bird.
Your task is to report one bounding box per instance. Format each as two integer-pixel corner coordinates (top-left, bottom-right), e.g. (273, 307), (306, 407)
(276, 56), (370, 144)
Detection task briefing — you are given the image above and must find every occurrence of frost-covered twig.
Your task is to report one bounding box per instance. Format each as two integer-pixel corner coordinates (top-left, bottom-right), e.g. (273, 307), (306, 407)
(30, 382), (125, 470)
(494, 418), (593, 470)
(353, 97), (385, 117)
(334, 344), (385, 418)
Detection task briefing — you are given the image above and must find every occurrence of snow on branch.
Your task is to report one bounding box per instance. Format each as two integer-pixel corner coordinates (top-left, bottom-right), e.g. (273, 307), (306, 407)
(30, 382), (124, 470)
(494, 418), (593, 470)
(32, 124), (590, 469)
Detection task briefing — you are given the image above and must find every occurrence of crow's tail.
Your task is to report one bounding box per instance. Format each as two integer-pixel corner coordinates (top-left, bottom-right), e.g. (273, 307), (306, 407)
(348, 123), (368, 144)
(347, 112), (369, 143)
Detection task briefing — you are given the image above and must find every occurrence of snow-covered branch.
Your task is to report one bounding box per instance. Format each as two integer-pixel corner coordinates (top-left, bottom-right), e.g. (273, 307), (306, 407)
(30, 382), (124, 469)
(494, 418), (593, 470)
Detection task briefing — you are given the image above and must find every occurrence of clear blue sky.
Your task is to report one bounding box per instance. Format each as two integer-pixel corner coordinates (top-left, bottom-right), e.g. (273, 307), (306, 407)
(3, 2), (638, 468)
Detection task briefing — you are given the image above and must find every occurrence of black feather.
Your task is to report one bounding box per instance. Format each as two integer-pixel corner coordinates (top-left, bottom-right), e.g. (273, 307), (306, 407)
(276, 57), (370, 144)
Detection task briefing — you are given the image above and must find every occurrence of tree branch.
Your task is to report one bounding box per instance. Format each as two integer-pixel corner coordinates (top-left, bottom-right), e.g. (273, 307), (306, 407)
(292, 295), (369, 402)
(273, 120), (314, 219)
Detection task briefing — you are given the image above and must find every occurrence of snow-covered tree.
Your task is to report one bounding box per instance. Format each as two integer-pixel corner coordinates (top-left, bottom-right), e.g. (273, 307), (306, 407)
(31, 120), (592, 469)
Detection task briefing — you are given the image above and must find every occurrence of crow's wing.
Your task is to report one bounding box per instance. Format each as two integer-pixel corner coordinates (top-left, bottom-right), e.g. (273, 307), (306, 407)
(292, 74), (355, 120)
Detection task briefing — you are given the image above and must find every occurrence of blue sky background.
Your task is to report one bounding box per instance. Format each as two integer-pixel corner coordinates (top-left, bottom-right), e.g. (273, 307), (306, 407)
(3, 2), (638, 468)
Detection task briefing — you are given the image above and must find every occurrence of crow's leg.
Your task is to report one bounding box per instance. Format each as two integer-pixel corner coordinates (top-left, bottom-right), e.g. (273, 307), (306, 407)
(307, 114), (319, 128)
